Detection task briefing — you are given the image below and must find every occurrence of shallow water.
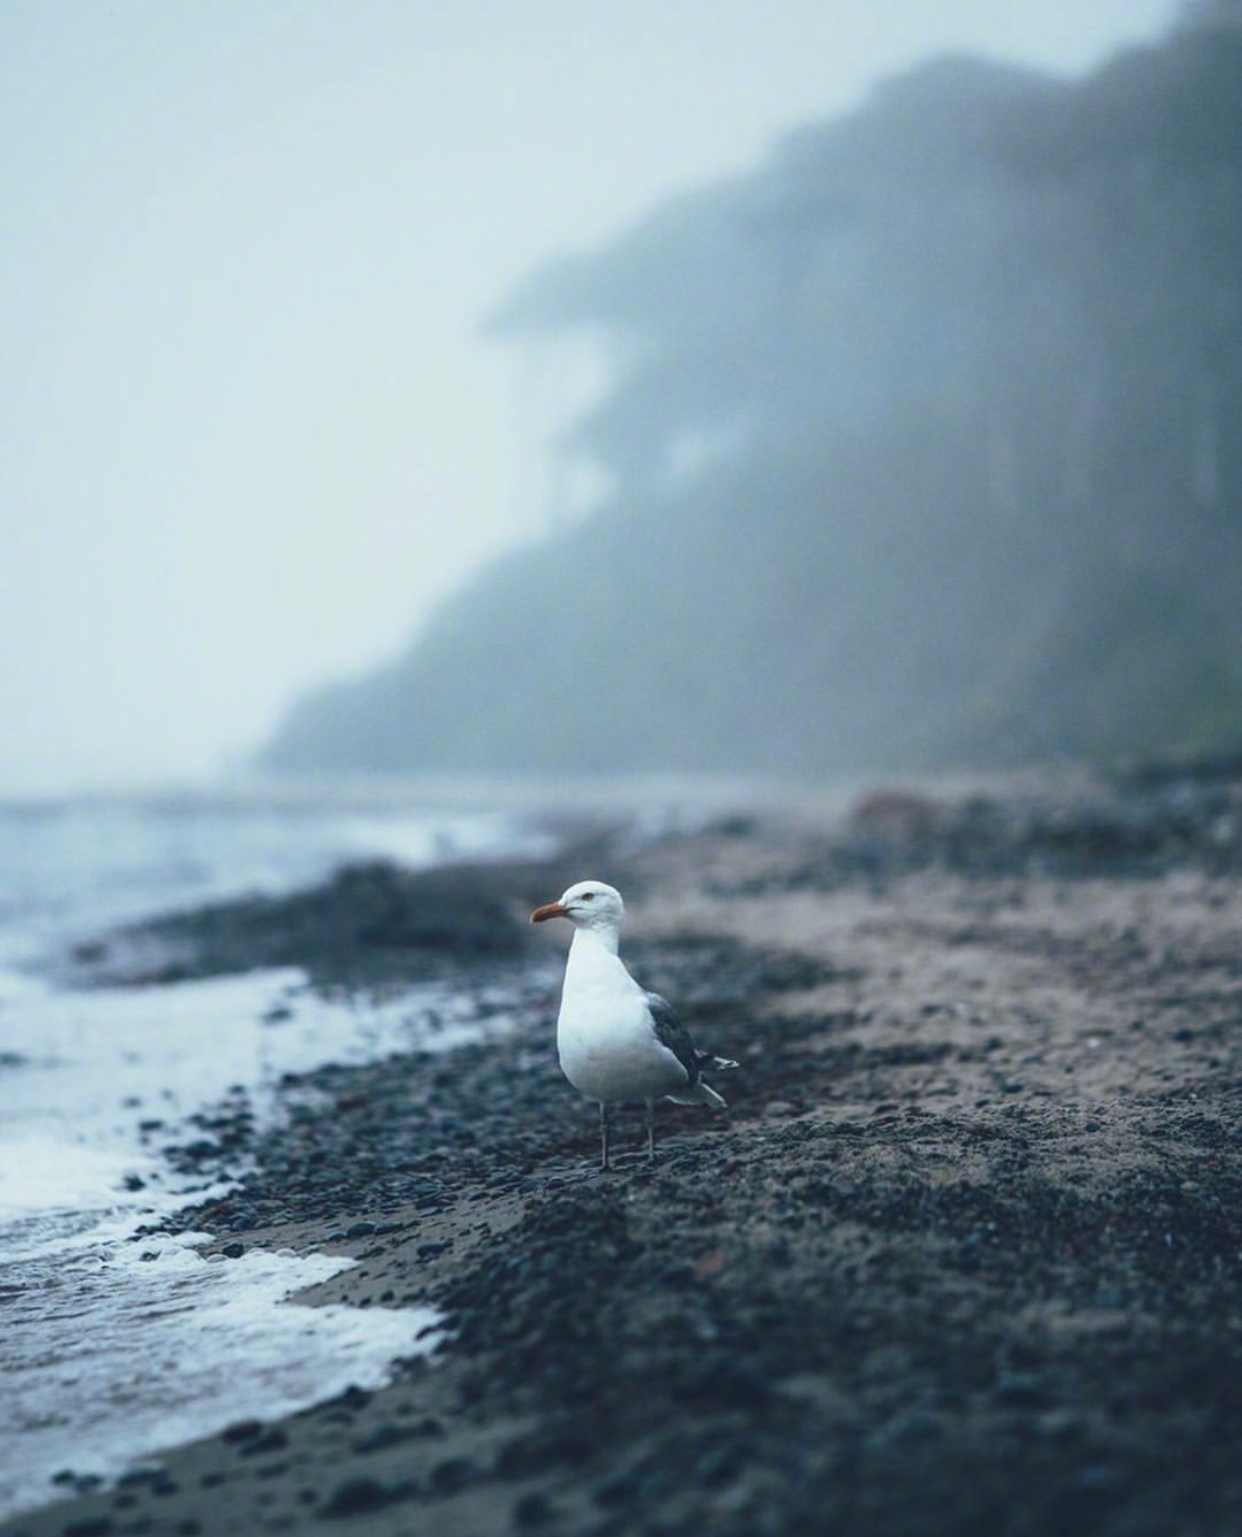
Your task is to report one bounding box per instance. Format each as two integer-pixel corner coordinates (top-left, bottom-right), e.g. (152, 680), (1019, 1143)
(0, 1229), (438, 1519)
(0, 788), (537, 1519)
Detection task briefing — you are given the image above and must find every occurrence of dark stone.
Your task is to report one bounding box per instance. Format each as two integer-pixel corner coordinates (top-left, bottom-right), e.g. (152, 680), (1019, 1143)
(238, 1428), (287, 1457)
(513, 1491), (555, 1527)
(220, 1420), (263, 1443)
(353, 1422), (418, 1456)
(429, 1457), (474, 1495)
(673, 1360), (771, 1409)
(321, 1477), (411, 1517)
(594, 1469), (641, 1506)
(115, 1469), (164, 1488)
(695, 1446), (737, 1486)
(996, 1371), (1046, 1407)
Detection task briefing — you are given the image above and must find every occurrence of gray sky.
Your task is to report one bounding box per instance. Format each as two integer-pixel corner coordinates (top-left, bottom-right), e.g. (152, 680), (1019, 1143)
(1, 0), (1174, 793)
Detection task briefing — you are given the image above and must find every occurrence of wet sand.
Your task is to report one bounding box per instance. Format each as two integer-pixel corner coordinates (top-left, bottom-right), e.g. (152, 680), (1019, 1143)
(9, 766), (1242, 1537)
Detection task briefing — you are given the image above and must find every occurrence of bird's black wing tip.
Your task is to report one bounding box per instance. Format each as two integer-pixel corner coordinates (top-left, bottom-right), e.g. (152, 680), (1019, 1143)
(644, 990), (700, 1085)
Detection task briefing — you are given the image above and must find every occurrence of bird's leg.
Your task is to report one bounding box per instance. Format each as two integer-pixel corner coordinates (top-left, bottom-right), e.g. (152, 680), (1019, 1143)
(645, 1098), (655, 1161)
(599, 1102), (611, 1171)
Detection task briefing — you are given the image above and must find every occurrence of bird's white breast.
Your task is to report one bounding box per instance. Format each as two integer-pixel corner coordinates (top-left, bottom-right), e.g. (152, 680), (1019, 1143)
(556, 931), (687, 1103)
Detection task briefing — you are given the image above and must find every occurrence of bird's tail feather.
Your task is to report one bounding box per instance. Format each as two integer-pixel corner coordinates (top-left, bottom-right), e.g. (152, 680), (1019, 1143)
(667, 1079), (728, 1110)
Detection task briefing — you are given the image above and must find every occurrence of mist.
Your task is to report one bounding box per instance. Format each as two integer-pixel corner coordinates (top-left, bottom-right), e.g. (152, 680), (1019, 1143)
(0, 0), (1177, 793)
(263, 3), (1242, 780)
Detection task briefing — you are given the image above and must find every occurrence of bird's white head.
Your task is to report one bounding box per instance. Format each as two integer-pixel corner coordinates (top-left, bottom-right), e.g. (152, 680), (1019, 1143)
(530, 879), (625, 935)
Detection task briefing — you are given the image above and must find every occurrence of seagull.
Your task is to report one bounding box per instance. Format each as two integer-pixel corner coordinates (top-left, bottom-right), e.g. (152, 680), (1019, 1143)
(530, 879), (737, 1169)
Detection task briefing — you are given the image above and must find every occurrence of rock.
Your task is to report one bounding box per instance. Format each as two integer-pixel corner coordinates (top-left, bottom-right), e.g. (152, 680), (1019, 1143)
(513, 1490), (556, 1527)
(352, 1422), (418, 1456)
(429, 1457), (474, 1495)
(237, 1428), (287, 1457)
(220, 1420), (263, 1443)
(996, 1371), (1045, 1407)
(321, 1476), (410, 1517)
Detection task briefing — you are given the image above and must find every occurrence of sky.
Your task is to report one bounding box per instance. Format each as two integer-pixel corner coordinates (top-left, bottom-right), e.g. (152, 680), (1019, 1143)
(0, 0), (1176, 793)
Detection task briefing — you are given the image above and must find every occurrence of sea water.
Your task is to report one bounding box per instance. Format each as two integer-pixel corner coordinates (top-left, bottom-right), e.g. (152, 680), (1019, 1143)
(0, 787), (546, 1520)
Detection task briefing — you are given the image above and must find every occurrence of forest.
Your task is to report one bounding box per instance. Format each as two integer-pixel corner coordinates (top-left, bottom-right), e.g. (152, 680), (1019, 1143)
(265, 15), (1242, 778)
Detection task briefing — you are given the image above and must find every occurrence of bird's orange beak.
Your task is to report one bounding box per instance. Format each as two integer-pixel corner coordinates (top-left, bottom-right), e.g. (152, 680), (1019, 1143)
(530, 901), (569, 924)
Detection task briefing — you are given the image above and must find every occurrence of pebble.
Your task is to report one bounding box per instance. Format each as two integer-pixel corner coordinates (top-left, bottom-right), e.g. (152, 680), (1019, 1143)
(514, 1490), (555, 1527)
(319, 1469), (411, 1518)
(429, 1456), (475, 1494)
(221, 1420), (263, 1443)
(321, 1477), (398, 1517)
(352, 1422), (417, 1456)
(237, 1428), (288, 1457)
(996, 1371), (1045, 1407)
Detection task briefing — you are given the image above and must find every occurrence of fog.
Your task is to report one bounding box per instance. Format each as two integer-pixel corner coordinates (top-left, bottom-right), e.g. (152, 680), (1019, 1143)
(1, 0), (1178, 793)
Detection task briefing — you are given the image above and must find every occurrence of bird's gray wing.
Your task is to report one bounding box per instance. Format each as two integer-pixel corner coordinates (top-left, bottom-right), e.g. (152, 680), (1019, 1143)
(643, 991), (699, 1086)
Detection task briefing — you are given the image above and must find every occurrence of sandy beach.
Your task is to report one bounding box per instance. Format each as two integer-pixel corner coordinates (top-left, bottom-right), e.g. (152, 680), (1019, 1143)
(8, 764), (1242, 1537)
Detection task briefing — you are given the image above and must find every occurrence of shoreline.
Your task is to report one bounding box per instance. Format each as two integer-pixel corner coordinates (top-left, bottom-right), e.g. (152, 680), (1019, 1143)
(7, 765), (1242, 1537)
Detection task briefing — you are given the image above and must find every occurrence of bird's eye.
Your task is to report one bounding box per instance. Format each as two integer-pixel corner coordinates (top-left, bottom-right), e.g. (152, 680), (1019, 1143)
(582, 892), (595, 902)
